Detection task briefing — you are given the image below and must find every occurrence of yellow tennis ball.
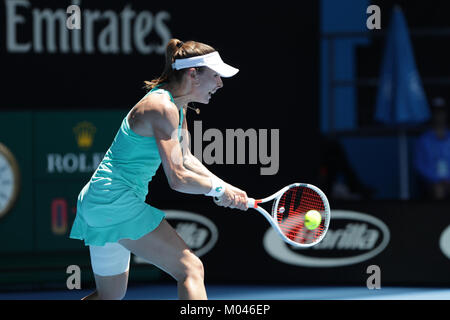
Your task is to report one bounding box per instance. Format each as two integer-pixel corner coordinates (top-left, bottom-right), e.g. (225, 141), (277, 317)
(304, 210), (322, 230)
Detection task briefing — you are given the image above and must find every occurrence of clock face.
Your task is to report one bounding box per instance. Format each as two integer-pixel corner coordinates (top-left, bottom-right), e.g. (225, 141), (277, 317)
(0, 144), (20, 218)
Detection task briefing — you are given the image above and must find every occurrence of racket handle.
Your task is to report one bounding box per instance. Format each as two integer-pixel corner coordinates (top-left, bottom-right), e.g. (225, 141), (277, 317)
(247, 198), (256, 208)
(214, 196), (257, 208)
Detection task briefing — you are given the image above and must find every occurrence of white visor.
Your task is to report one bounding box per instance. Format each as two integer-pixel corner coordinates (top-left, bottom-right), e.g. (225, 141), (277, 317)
(171, 51), (239, 78)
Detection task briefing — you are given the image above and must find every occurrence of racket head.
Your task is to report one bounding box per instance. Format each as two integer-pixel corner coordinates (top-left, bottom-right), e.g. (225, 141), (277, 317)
(272, 183), (330, 247)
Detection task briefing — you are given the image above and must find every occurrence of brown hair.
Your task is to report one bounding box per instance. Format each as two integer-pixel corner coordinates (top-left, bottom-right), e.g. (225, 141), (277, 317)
(144, 39), (216, 91)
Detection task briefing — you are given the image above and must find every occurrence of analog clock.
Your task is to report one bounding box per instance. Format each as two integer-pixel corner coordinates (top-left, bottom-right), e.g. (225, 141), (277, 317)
(0, 143), (20, 218)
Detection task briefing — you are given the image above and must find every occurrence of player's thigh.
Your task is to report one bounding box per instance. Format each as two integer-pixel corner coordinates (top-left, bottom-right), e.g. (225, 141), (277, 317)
(118, 219), (202, 281)
(89, 242), (131, 299)
(93, 271), (129, 300)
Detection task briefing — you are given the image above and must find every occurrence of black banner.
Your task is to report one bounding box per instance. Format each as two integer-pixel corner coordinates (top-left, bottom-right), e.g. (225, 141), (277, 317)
(0, 0), (322, 288)
(0, 0), (321, 198)
(2, 1), (450, 290)
(157, 198), (450, 287)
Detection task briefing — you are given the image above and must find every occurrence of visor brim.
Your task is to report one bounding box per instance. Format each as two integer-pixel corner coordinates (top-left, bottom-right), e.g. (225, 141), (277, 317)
(208, 63), (239, 78)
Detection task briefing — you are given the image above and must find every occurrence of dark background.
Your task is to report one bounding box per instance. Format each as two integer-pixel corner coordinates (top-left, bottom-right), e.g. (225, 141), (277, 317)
(0, 0), (320, 202)
(1, 0), (450, 290)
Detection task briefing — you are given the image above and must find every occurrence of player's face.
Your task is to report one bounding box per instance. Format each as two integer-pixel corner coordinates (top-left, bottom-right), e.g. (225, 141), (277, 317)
(193, 67), (223, 104)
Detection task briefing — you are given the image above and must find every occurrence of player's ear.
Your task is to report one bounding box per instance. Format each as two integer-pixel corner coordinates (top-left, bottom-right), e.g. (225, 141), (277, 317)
(187, 68), (197, 79)
(188, 68), (200, 86)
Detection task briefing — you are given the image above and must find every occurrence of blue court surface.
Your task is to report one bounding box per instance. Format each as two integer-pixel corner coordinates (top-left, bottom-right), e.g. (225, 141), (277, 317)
(1, 284), (450, 300)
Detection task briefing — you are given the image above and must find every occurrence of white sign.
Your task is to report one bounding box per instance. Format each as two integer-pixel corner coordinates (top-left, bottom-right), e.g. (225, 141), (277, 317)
(263, 210), (391, 267)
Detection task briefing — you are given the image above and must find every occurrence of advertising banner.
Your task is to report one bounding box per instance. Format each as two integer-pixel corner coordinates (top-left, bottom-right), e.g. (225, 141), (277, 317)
(152, 199), (450, 286)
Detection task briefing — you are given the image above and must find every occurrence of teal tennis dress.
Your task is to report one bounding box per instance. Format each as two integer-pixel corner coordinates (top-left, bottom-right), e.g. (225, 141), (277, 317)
(70, 86), (182, 246)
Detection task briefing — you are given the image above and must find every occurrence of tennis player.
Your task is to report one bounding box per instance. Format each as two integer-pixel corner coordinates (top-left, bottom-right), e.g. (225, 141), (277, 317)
(69, 39), (248, 300)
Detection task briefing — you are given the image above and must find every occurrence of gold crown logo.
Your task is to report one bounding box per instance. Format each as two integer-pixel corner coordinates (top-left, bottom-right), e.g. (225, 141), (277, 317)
(73, 121), (97, 150)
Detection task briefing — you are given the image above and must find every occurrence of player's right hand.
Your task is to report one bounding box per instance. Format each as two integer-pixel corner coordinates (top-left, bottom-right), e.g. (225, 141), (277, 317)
(215, 184), (248, 211)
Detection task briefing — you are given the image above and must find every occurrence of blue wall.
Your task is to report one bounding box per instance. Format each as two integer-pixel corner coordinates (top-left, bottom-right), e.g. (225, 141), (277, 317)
(320, 0), (422, 199)
(320, 0), (370, 132)
(339, 136), (421, 199)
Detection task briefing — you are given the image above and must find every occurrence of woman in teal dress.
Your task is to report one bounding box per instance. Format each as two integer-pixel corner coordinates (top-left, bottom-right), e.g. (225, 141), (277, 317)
(70, 39), (248, 300)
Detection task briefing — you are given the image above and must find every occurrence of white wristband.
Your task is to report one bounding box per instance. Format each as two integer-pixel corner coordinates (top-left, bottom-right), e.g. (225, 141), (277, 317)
(205, 176), (226, 197)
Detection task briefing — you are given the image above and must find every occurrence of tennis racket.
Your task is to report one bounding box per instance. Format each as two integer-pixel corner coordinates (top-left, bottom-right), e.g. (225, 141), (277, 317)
(215, 183), (330, 247)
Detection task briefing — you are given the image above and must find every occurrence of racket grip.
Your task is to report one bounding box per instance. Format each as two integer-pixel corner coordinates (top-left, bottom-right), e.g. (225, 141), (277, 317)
(214, 196), (256, 208)
(247, 198), (256, 208)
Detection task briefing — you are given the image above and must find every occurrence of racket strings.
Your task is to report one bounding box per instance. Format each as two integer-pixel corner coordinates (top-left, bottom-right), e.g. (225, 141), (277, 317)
(277, 187), (325, 244)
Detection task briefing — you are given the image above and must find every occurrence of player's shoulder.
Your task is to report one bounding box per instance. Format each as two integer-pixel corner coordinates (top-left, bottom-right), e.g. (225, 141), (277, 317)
(135, 91), (179, 130)
(141, 90), (178, 118)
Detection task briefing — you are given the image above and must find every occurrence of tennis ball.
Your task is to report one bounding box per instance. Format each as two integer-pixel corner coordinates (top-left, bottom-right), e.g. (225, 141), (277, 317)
(304, 210), (322, 230)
